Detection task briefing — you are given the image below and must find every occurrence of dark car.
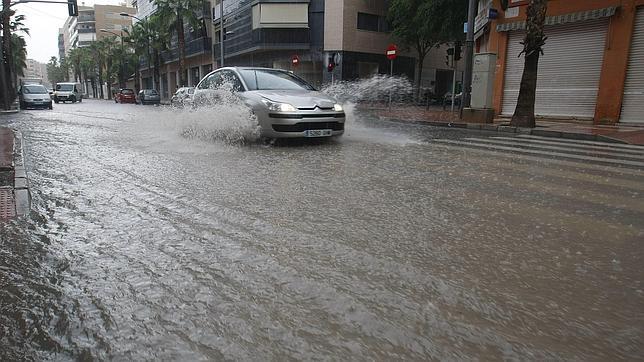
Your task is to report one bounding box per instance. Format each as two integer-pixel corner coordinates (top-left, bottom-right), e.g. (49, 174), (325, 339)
(18, 84), (53, 110)
(137, 89), (161, 105)
(115, 88), (136, 104)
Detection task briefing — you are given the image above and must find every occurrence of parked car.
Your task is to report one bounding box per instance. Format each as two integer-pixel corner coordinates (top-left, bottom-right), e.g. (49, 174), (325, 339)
(18, 84), (53, 110)
(170, 87), (195, 107)
(137, 89), (161, 105)
(193, 67), (345, 139)
(115, 88), (136, 104)
(54, 82), (83, 103)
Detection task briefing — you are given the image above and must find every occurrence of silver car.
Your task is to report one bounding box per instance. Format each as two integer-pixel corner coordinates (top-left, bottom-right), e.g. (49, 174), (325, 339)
(137, 89), (161, 105)
(193, 67), (345, 139)
(170, 87), (195, 107)
(18, 84), (53, 110)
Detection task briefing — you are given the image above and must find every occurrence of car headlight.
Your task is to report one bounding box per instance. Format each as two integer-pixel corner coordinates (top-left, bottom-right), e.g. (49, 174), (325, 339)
(333, 103), (343, 112)
(261, 99), (297, 112)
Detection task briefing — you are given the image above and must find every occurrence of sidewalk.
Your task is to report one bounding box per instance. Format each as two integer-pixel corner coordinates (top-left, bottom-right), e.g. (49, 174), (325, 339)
(367, 104), (644, 146)
(0, 127), (30, 220)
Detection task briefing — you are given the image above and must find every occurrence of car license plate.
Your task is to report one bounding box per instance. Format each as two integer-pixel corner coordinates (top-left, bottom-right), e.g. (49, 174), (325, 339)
(304, 129), (332, 137)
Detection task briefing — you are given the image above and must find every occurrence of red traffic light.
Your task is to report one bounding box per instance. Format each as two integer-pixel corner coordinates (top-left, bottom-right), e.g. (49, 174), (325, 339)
(291, 54), (300, 67)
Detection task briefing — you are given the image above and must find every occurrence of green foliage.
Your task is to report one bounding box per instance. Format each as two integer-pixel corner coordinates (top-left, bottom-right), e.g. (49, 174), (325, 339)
(388, 0), (467, 56)
(46, 56), (69, 85)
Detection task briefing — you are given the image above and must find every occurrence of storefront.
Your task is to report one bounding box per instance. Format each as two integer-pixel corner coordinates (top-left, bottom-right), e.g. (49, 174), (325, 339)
(620, 6), (644, 123)
(478, 0), (644, 124)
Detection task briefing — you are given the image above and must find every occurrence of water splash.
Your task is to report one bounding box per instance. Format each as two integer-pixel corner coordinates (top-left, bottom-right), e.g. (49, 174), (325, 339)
(322, 74), (413, 104)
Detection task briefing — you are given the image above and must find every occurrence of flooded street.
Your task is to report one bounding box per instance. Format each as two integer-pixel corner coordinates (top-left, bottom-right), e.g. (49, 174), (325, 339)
(1, 99), (643, 360)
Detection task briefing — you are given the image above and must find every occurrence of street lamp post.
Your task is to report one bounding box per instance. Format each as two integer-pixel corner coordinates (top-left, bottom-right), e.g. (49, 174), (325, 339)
(100, 29), (126, 89)
(220, 0), (224, 67)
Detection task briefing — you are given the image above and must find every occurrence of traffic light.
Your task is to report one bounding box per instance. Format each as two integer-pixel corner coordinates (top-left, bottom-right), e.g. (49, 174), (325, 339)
(446, 48), (454, 67)
(327, 57), (335, 72)
(454, 41), (462, 62)
(68, 0), (79, 17)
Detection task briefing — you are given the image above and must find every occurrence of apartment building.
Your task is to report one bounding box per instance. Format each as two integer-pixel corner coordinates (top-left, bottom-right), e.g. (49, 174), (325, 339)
(61, 4), (135, 54)
(477, 0), (644, 124)
(133, 0), (213, 98)
(23, 59), (49, 85)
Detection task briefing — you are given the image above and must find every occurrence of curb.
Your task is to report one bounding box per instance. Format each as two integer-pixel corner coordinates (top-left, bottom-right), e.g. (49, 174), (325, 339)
(13, 131), (31, 217)
(379, 117), (630, 144)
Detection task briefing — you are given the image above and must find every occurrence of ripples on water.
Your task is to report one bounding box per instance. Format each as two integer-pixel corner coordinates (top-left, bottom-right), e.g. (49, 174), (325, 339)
(2, 74), (642, 360)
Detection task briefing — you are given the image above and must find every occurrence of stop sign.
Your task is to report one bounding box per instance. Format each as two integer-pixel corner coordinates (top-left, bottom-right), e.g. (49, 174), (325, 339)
(386, 44), (397, 60)
(291, 54), (300, 67)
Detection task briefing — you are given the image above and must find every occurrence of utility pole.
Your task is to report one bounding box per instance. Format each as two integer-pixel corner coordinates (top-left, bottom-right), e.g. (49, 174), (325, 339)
(462, 0), (477, 110)
(2, 0), (14, 110)
(219, 0), (224, 67)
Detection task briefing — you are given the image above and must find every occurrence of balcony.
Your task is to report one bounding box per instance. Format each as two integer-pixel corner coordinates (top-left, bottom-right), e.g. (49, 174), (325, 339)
(161, 37), (211, 63)
(78, 28), (95, 34)
(214, 28), (309, 59)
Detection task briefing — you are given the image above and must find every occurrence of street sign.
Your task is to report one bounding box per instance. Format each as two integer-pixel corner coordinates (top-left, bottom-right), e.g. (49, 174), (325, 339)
(291, 54), (300, 67)
(386, 44), (397, 60)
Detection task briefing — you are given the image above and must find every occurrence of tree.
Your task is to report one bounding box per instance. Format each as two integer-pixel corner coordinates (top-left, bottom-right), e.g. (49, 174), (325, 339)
(148, 14), (170, 92)
(388, 0), (467, 100)
(510, 0), (548, 128)
(153, 0), (205, 87)
(46, 56), (69, 86)
(1, 8), (29, 108)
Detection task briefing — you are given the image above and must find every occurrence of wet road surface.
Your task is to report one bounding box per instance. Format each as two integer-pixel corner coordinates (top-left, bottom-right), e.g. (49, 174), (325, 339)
(1, 99), (643, 360)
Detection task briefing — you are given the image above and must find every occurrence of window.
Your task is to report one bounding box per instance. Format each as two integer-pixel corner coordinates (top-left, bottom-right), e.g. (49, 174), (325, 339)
(239, 69), (314, 91)
(357, 12), (379, 32)
(357, 12), (389, 32)
(198, 71), (224, 89)
(220, 70), (244, 92)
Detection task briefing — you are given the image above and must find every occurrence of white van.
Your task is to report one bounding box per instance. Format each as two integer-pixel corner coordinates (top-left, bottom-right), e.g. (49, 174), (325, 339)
(54, 82), (83, 103)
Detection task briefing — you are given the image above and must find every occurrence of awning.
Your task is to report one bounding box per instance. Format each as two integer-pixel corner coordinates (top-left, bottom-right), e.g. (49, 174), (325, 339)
(496, 6), (618, 32)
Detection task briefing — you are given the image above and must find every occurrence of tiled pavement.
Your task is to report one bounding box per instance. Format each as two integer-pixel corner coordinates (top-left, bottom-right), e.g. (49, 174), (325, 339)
(367, 104), (644, 146)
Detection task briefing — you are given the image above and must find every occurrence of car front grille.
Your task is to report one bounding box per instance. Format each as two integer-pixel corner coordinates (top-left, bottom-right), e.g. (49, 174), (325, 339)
(272, 122), (344, 132)
(269, 112), (345, 119)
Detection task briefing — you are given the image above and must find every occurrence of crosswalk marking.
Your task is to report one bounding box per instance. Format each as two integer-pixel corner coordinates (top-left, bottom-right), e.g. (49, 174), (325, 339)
(430, 142), (644, 177)
(516, 134), (644, 151)
(431, 138), (644, 169)
(489, 136), (644, 156)
(463, 137), (644, 160)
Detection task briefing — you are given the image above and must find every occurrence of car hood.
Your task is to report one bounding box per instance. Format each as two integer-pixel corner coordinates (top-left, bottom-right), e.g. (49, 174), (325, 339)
(253, 90), (336, 109)
(56, 91), (73, 95)
(23, 93), (48, 99)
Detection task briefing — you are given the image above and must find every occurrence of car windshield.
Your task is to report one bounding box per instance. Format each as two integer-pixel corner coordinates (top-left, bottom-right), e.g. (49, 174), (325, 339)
(56, 84), (74, 91)
(239, 69), (315, 91)
(23, 85), (48, 94)
(121, 89), (134, 95)
(143, 90), (158, 95)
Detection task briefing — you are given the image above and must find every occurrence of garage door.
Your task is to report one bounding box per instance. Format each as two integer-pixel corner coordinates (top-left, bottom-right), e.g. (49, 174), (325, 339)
(620, 7), (644, 123)
(502, 19), (608, 118)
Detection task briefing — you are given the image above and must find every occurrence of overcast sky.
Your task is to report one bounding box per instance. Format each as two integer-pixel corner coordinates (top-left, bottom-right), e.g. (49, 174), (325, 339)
(13, 0), (127, 64)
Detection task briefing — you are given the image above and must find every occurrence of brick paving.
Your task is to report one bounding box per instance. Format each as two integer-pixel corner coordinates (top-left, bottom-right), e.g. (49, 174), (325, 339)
(0, 127), (14, 170)
(365, 104), (644, 146)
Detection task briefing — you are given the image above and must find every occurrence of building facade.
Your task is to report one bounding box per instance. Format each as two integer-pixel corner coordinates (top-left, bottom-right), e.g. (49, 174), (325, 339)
(61, 4), (135, 54)
(476, 0), (644, 124)
(133, 0), (213, 98)
(23, 59), (49, 86)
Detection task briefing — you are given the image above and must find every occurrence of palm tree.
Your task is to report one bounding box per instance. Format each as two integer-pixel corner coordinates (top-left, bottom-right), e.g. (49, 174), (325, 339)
(67, 47), (84, 83)
(9, 14), (29, 88)
(153, 0), (205, 87)
(148, 14), (170, 92)
(10, 34), (27, 86)
(124, 22), (150, 92)
(510, 0), (548, 128)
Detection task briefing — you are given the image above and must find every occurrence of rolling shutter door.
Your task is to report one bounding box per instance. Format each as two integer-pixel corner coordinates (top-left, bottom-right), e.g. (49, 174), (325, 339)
(502, 19), (608, 118)
(620, 7), (644, 123)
